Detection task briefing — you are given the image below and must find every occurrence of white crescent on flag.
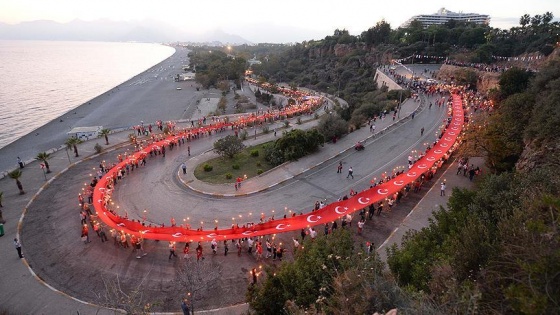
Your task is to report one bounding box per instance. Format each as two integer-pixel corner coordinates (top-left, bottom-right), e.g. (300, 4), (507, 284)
(358, 197), (371, 204)
(334, 206), (349, 214)
(276, 223), (290, 230)
(306, 214), (321, 223)
(377, 189), (389, 195)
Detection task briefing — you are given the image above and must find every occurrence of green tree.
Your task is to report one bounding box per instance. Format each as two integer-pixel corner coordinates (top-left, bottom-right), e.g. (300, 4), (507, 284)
(519, 14), (531, 27)
(498, 67), (533, 99)
(213, 135), (245, 158)
(247, 230), (356, 313)
(317, 113), (348, 141)
(65, 137), (82, 157)
(99, 128), (111, 145)
(0, 191), (4, 223)
(36, 152), (52, 173)
(8, 169), (25, 195)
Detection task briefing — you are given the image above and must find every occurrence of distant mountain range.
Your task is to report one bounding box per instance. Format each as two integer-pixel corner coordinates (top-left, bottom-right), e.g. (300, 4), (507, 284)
(0, 19), (252, 45)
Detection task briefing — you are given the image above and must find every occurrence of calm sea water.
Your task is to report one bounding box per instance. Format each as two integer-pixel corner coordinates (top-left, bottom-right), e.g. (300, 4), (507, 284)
(0, 40), (175, 149)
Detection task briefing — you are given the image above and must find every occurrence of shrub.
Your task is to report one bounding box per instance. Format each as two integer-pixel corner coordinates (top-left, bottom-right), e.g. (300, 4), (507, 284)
(232, 164), (240, 170)
(296, 117), (302, 125)
(318, 113), (348, 141)
(257, 169), (263, 175)
(256, 162), (262, 167)
(250, 149), (259, 157)
(240, 130), (248, 140)
(203, 164), (213, 172)
(225, 173), (233, 179)
(262, 126), (270, 134)
(284, 120), (290, 127)
(94, 143), (103, 153)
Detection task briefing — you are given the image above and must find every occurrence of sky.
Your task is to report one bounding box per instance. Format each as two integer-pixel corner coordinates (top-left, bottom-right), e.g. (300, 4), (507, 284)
(1, 0), (559, 43)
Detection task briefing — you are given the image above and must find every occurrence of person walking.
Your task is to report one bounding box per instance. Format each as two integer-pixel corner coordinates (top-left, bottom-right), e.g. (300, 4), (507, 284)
(420, 127), (425, 136)
(169, 242), (178, 259)
(211, 239), (218, 254)
(440, 182), (446, 196)
(81, 224), (91, 244)
(17, 157), (24, 169)
(181, 163), (187, 174)
(347, 167), (354, 179)
(337, 161), (343, 173)
(181, 299), (190, 315)
(196, 242), (204, 261)
(14, 238), (23, 258)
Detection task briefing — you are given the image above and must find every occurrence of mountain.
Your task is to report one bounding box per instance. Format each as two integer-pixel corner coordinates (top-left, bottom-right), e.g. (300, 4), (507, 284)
(0, 19), (252, 44)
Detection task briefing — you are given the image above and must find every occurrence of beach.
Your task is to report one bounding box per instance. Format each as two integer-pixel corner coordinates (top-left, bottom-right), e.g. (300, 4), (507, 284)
(0, 45), (203, 175)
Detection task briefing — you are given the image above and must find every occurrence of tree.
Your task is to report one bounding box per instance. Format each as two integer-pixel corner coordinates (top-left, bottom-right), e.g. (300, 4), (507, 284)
(36, 152), (52, 173)
(175, 258), (222, 315)
(8, 169), (25, 195)
(98, 274), (155, 314)
(65, 137), (82, 157)
(0, 191), (4, 223)
(99, 128), (111, 145)
(519, 14), (531, 27)
(498, 67), (533, 99)
(317, 113), (348, 141)
(213, 135), (245, 158)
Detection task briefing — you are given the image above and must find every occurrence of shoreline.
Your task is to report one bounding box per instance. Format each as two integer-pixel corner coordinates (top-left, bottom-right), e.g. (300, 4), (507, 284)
(0, 45), (202, 175)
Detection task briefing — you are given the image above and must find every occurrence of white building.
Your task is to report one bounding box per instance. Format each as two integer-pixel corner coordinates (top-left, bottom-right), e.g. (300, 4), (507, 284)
(401, 8), (490, 28)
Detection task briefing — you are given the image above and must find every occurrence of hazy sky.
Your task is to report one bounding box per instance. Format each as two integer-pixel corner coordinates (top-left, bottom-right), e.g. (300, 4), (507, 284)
(1, 0), (559, 42)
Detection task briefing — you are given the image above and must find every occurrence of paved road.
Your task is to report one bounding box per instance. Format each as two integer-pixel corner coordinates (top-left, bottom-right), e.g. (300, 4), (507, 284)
(116, 96), (448, 227)
(0, 62), (484, 314)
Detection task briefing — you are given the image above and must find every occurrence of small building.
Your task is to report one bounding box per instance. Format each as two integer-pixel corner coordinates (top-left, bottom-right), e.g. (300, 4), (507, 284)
(67, 126), (103, 141)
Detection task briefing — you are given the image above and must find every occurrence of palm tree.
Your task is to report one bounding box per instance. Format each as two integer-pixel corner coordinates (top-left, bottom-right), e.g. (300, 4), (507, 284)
(65, 137), (82, 157)
(36, 152), (52, 173)
(8, 169), (25, 195)
(99, 128), (111, 145)
(0, 191), (4, 223)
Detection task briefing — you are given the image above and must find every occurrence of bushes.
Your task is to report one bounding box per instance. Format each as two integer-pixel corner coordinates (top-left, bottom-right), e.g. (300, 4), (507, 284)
(250, 149), (259, 157)
(264, 129), (325, 166)
(225, 173), (233, 179)
(94, 143), (103, 154)
(317, 113), (348, 141)
(257, 169), (263, 175)
(232, 164), (240, 170)
(203, 164), (213, 172)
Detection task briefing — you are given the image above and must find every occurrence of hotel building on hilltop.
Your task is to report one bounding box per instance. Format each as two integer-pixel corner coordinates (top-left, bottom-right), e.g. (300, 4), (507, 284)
(401, 8), (490, 28)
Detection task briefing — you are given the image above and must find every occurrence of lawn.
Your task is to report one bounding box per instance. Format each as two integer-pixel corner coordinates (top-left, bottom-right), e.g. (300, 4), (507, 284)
(194, 142), (276, 184)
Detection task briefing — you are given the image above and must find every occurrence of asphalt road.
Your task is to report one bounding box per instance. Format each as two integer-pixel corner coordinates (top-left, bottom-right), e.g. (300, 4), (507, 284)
(115, 95), (448, 227)
(11, 61), (453, 313)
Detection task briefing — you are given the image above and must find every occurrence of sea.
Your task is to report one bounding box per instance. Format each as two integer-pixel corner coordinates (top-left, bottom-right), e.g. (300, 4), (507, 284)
(0, 40), (175, 150)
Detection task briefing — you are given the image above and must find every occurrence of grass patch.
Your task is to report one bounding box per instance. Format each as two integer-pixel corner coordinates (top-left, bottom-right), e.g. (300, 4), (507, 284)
(194, 142), (275, 184)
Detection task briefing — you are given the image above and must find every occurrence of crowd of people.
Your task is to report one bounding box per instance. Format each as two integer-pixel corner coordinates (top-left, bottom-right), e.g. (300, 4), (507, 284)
(79, 75), (493, 270)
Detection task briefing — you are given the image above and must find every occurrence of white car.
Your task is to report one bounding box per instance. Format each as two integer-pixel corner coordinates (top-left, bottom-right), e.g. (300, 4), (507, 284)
(176, 87), (182, 90)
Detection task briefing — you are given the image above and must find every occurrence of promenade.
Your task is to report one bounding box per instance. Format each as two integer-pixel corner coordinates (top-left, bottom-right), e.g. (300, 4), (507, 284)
(0, 64), (482, 314)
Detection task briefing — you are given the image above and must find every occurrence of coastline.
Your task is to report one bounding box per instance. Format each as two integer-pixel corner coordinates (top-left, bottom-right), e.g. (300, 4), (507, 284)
(0, 45), (202, 175)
